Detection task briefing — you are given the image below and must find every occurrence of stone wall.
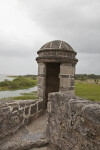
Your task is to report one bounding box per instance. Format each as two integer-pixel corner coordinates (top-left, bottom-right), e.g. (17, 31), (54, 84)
(47, 92), (100, 150)
(0, 99), (43, 144)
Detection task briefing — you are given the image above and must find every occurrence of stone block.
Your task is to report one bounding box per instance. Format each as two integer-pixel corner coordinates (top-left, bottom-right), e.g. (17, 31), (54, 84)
(27, 116), (34, 125)
(12, 105), (18, 112)
(60, 64), (75, 75)
(30, 104), (37, 115)
(59, 86), (69, 92)
(37, 88), (44, 98)
(70, 74), (74, 78)
(19, 102), (25, 108)
(59, 74), (69, 78)
(38, 101), (43, 111)
(70, 78), (75, 86)
(60, 78), (70, 87)
(24, 118), (28, 125)
(25, 107), (30, 115)
(1, 107), (11, 114)
(25, 101), (35, 106)
(81, 104), (100, 125)
(38, 63), (46, 75)
(38, 77), (45, 89)
(69, 86), (74, 90)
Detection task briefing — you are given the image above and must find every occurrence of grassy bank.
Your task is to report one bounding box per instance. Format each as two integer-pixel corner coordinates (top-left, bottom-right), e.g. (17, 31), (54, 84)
(0, 75), (37, 91)
(0, 91), (37, 100)
(75, 81), (100, 101)
(0, 75), (100, 102)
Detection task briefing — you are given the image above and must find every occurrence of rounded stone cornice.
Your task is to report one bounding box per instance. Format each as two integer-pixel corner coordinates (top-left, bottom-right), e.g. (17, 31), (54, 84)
(36, 56), (78, 64)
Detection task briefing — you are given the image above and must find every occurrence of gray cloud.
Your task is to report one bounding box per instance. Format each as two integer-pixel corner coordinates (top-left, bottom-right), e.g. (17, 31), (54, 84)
(0, 0), (100, 74)
(77, 53), (100, 74)
(0, 56), (38, 75)
(20, 0), (100, 53)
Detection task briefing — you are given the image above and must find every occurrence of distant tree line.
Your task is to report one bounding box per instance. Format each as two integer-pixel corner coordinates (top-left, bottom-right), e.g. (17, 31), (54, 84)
(75, 74), (100, 80)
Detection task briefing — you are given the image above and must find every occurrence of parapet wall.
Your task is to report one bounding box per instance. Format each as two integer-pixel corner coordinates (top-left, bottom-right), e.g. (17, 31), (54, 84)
(0, 99), (43, 144)
(47, 92), (100, 150)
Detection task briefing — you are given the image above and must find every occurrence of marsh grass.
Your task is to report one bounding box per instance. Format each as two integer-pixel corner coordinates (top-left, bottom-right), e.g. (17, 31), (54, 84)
(1, 91), (37, 100)
(75, 81), (100, 101)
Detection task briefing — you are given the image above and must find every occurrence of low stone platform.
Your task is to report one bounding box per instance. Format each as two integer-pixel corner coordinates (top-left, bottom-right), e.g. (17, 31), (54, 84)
(0, 114), (51, 150)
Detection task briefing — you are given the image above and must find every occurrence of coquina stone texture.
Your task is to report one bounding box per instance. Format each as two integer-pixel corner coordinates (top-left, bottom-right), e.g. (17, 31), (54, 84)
(0, 99), (43, 145)
(47, 92), (100, 150)
(36, 40), (78, 109)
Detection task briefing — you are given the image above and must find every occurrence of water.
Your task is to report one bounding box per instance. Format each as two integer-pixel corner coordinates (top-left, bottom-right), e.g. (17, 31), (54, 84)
(0, 75), (37, 99)
(0, 74), (15, 82)
(0, 86), (37, 99)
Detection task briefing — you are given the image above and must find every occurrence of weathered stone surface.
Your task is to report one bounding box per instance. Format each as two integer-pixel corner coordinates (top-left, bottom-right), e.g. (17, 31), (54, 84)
(38, 101), (43, 111)
(39, 40), (75, 51)
(60, 64), (74, 74)
(31, 104), (37, 115)
(38, 63), (46, 75)
(25, 107), (30, 115)
(38, 77), (45, 86)
(27, 116), (34, 124)
(0, 99), (43, 144)
(70, 78), (75, 86)
(36, 40), (78, 109)
(37, 88), (44, 98)
(60, 78), (70, 87)
(59, 63), (75, 93)
(0, 114), (50, 150)
(47, 92), (100, 150)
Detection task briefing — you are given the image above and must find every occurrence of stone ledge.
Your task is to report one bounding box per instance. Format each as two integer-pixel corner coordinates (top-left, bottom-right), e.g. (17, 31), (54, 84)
(47, 92), (100, 150)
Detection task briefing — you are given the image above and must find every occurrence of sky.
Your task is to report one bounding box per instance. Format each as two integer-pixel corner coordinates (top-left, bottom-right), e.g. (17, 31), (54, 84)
(0, 0), (100, 75)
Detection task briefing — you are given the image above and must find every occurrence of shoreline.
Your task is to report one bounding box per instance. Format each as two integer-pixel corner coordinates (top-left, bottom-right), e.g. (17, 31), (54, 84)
(0, 85), (37, 91)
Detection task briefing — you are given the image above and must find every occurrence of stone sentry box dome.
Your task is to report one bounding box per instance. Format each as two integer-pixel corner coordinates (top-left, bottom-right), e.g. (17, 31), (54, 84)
(36, 40), (78, 109)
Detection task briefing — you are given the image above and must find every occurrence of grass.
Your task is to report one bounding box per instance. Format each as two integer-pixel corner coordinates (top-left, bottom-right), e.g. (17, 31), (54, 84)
(75, 81), (100, 101)
(0, 76), (100, 101)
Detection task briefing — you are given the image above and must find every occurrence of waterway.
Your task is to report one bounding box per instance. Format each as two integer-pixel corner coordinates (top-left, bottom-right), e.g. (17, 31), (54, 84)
(0, 74), (15, 82)
(0, 75), (37, 99)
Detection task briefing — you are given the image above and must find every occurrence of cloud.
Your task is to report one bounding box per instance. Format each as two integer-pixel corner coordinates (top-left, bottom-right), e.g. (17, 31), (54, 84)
(0, 55), (38, 75)
(0, 0), (54, 58)
(20, 0), (100, 53)
(0, 0), (100, 74)
(76, 53), (100, 74)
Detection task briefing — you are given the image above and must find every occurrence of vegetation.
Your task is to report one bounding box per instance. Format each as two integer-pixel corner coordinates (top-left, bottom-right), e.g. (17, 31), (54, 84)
(75, 81), (100, 102)
(0, 74), (100, 102)
(0, 75), (37, 91)
(0, 91), (37, 100)
(75, 74), (100, 81)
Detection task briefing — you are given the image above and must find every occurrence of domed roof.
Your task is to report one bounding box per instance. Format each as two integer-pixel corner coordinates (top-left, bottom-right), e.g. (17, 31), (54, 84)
(40, 40), (74, 52)
(36, 40), (78, 64)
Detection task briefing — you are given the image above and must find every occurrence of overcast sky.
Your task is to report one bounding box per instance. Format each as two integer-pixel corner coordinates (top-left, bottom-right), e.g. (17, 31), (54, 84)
(0, 0), (100, 75)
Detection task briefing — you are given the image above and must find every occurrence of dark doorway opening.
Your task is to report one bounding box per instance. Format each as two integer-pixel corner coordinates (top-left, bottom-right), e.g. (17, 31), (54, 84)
(45, 63), (60, 108)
